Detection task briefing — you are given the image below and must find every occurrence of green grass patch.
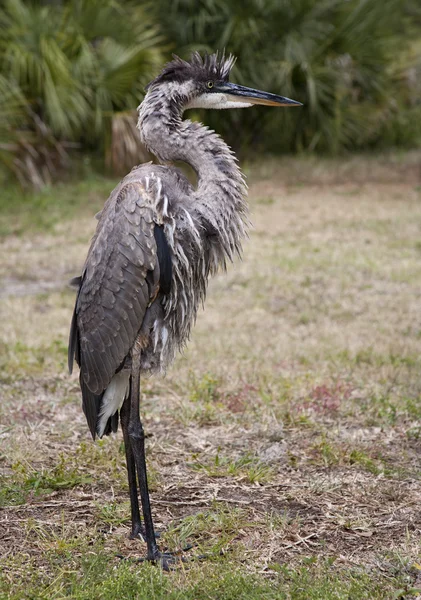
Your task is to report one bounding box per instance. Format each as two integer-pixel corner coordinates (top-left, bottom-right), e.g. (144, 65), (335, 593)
(0, 337), (70, 382)
(189, 452), (274, 484)
(0, 436), (161, 509)
(0, 455), (92, 507)
(0, 175), (117, 237)
(0, 549), (411, 599)
(348, 449), (383, 475)
(165, 502), (250, 555)
(189, 372), (222, 404)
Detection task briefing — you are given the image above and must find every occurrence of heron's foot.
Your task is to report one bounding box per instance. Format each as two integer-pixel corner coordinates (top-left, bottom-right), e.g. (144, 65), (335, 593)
(116, 544), (194, 570)
(147, 544), (194, 570)
(150, 551), (179, 571)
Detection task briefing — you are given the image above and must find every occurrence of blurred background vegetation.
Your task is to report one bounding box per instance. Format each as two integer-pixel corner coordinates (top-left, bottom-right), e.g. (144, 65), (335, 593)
(0, 0), (420, 188)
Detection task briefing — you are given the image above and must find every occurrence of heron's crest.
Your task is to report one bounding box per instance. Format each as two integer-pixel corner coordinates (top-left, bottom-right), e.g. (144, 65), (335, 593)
(146, 51), (236, 91)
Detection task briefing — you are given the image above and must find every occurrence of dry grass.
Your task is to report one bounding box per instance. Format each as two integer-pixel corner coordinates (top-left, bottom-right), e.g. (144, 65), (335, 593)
(1, 153), (421, 598)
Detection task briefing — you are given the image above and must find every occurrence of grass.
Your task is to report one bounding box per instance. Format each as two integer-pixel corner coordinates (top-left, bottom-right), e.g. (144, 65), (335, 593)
(1, 153), (421, 598)
(3, 550), (411, 600)
(189, 451), (275, 483)
(0, 173), (117, 238)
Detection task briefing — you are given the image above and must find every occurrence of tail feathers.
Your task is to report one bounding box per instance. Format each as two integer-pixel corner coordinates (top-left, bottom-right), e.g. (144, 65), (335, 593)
(80, 374), (103, 440)
(80, 370), (129, 440)
(96, 370), (130, 439)
(101, 412), (119, 437)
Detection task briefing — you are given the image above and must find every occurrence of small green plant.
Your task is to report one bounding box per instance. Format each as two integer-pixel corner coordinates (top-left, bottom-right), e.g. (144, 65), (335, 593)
(22, 454), (92, 493)
(349, 449), (380, 474)
(311, 437), (340, 468)
(189, 452), (274, 484)
(164, 502), (250, 554)
(1, 455), (92, 507)
(189, 372), (221, 404)
(97, 501), (129, 527)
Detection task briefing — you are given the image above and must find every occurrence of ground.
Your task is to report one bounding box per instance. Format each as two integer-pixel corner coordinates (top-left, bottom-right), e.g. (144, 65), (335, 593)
(0, 153), (420, 599)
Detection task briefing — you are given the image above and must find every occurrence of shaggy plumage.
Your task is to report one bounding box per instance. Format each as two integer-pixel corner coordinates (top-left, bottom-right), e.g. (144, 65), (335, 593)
(68, 51), (299, 566)
(69, 52), (248, 439)
(146, 51), (236, 90)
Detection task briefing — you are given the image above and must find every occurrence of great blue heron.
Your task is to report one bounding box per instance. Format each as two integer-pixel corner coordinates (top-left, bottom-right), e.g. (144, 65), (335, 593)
(68, 52), (301, 567)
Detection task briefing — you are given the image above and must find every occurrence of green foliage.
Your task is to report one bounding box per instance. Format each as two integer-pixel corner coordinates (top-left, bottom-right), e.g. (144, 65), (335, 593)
(0, 173), (116, 236)
(0, 0), (420, 186)
(165, 503), (250, 553)
(0, 550), (408, 599)
(189, 372), (221, 403)
(190, 451), (274, 483)
(153, 0), (421, 153)
(0, 0), (163, 185)
(0, 455), (91, 507)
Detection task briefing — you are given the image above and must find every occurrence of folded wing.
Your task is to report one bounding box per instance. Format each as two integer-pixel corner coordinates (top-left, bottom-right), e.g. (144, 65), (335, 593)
(68, 183), (161, 435)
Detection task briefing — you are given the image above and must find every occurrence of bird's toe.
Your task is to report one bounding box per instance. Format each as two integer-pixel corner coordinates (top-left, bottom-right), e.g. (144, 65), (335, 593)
(154, 552), (178, 571)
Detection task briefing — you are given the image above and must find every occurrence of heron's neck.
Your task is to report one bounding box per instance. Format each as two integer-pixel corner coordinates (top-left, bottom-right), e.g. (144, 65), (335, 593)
(138, 93), (248, 260)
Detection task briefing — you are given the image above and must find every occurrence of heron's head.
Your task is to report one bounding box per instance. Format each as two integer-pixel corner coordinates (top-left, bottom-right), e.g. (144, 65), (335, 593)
(145, 52), (302, 112)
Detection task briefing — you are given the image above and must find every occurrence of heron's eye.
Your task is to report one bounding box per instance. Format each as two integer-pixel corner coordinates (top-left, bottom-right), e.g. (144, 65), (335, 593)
(207, 81), (214, 89)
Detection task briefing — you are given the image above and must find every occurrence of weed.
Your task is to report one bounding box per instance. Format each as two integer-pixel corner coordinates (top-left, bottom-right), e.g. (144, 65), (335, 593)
(189, 452), (274, 484)
(189, 372), (221, 404)
(311, 437), (340, 468)
(348, 449), (382, 475)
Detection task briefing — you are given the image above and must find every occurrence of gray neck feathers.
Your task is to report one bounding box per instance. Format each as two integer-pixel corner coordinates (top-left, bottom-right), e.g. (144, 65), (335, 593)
(138, 88), (249, 263)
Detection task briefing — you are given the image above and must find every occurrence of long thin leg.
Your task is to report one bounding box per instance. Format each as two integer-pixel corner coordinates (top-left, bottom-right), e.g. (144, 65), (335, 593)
(120, 393), (144, 540)
(127, 351), (160, 561)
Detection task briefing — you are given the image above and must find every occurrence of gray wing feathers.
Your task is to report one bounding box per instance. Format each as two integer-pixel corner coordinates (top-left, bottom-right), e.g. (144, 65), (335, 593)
(68, 276), (83, 374)
(74, 183), (159, 395)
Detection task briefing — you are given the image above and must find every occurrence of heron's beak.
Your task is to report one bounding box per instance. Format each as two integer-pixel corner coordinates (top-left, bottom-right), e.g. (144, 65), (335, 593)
(217, 82), (302, 107)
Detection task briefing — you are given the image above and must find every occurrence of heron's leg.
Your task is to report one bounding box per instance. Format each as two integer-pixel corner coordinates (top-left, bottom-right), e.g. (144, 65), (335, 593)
(128, 351), (160, 562)
(120, 393), (144, 540)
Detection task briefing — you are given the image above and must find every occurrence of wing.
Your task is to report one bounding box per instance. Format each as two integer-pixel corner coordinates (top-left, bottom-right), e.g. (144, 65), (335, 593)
(68, 182), (161, 397)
